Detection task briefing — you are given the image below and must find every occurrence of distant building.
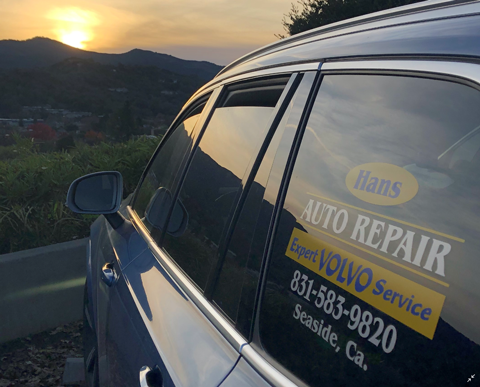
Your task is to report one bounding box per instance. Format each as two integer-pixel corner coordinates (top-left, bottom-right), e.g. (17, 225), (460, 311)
(108, 87), (128, 93)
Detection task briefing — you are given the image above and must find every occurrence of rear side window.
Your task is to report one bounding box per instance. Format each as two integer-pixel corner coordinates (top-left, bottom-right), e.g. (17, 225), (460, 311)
(258, 74), (480, 386)
(162, 77), (289, 291)
(211, 73), (317, 335)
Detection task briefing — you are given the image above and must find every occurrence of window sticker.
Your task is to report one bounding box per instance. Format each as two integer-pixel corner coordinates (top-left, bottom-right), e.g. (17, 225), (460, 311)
(345, 163), (419, 206)
(299, 195), (464, 284)
(286, 228), (445, 339)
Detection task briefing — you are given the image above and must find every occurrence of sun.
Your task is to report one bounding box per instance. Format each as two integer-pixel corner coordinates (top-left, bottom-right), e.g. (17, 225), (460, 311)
(47, 7), (99, 50)
(60, 31), (89, 48)
(60, 30), (89, 49)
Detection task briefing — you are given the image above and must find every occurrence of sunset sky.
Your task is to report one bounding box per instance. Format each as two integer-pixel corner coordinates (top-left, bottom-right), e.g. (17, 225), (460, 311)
(0, 0), (295, 65)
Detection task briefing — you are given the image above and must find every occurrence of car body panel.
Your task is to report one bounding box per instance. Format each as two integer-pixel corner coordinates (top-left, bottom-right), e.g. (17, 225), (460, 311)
(219, 358), (271, 387)
(81, 2), (480, 386)
(89, 212), (240, 386)
(218, 0), (474, 75)
(120, 241), (240, 387)
(207, 2), (480, 89)
(216, 13), (480, 82)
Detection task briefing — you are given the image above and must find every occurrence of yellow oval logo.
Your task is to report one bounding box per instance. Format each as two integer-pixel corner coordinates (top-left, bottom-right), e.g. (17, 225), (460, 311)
(346, 163), (418, 206)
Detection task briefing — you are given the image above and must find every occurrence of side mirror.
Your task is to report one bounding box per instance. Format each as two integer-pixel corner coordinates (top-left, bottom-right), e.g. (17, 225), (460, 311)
(66, 171), (125, 229)
(145, 187), (188, 237)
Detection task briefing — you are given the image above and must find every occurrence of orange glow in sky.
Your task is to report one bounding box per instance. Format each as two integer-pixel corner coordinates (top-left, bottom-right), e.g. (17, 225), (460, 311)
(0, 1), (293, 65)
(59, 31), (89, 49)
(47, 8), (98, 49)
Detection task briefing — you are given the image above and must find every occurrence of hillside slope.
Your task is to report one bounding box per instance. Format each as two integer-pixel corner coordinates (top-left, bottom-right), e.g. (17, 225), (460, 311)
(0, 57), (206, 124)
(0, 37), (222, 80)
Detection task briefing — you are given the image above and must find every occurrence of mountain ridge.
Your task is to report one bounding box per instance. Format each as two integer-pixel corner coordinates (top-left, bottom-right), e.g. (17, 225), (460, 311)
(0, 37), (222, 80)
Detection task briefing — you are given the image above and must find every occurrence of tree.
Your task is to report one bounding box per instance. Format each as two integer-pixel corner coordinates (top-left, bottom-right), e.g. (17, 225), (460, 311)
(64, 123), (79, 133)
(27, 123), (56, 141)
(280, 0), (425, 37)
(110, 101), (138, 140)
(84, 130), (105, 144)
(120, 101), (136, 138)
(55, 134), (75, 151)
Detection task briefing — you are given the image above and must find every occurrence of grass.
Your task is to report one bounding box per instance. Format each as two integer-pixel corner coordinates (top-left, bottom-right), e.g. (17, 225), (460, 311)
(0, 136), (160, 254)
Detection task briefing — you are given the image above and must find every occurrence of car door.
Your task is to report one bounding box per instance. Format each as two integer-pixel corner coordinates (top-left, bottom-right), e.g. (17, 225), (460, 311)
(235, 61), (480, 387)
(122, 71), (316, 387)
(93, 93), (213, 387)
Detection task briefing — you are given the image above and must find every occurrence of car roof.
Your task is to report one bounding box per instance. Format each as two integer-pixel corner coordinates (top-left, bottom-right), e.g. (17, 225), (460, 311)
(211, 0), (480, 85)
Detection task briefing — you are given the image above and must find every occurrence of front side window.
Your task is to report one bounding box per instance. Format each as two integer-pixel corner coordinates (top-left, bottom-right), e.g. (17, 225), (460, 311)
(162, 77), (290, 291)
(258, 74), (480, 386)
(132, 101), (205, 238)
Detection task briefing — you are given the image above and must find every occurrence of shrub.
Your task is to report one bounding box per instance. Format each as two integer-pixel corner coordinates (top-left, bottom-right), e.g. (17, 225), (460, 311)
(27, 123), (56, 141)
(0, 136), (160, 254)
(55, 135), (76, 152)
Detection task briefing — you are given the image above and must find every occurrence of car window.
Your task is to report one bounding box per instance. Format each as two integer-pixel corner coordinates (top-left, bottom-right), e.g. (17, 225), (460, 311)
(211, 73), (317, 335)
(162, 77), (290, 291)
(132, 100), (206, 237)
(257, 74), (480, 386)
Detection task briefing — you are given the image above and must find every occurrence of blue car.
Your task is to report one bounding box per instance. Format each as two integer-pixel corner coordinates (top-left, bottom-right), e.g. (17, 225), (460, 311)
(67, 1), (480, 386)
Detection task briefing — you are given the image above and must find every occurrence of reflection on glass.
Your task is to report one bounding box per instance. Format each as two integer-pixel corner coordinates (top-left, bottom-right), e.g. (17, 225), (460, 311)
(75, 174), (116, 212)
(163, 106), (274, 290)
(259, 75), (480, 387)
(133, 113), (199, 233)
(210, 73), (317, 335)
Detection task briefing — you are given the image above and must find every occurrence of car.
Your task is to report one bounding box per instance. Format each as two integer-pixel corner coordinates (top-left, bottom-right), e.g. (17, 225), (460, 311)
(66, 1), (480, 386)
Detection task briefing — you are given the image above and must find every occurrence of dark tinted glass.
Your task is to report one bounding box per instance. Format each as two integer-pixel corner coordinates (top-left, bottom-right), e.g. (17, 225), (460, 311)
(259, 75), (480, 386)
(133, 106), (203, 235)
(211, 73), (316, 335)
(75, 174), (116, 212)
(163, 80), (288, 291)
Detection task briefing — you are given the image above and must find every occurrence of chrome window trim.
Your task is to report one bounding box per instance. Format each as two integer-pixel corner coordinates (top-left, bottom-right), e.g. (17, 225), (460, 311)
(241, 345), (300, 387)
(215, 62), (321, 88)
(218, 0), (473, 77)
(129, 207), (300, 387)
(236, 59), (480, 387)
(187, 62), (321, 106)
(129, 61), (480, 386)
(128, 69), (320, 387)
(127, 206), (248, 352)
(322, 59), (480, 85)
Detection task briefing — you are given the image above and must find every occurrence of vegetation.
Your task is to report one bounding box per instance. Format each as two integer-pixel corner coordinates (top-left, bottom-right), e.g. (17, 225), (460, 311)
(0, 37), (221, 79)
(0, 135), (160, 254)
(0, 58), (206, 126)
(279, 0), (425, 36)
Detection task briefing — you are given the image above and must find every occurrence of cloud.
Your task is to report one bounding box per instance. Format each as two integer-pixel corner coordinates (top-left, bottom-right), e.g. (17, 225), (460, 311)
(0, 0), (292, 63)
(46, 7), (100, 25)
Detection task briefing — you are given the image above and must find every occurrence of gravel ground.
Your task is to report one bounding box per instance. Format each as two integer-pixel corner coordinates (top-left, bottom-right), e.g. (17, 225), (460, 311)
(0, 321), (83, 387)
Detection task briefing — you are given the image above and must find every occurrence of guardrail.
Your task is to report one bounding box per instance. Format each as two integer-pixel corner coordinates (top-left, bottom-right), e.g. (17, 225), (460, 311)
(0, 238), (88, 344)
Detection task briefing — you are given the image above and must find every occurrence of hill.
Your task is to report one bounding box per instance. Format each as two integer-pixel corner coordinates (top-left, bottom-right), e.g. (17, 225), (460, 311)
(0, 37), (222, 80)
(0, 58), (207, 134)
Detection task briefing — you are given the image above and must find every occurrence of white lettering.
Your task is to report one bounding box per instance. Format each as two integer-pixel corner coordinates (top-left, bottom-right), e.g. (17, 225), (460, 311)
(346, 341), (356, 360)
(293, 304), (301, 319)
(332, 209), (349, 234)
(365, 219), (385, 249)
(393, 231), (415, 263)
(322, 205), (337, 230)
(424, 239), (450, 277)
(312, 201), (326, 225)
(350, 215), (370, 243)
(412, 235), (430, 267)
(380, 224), (403, 253)
(300, 200), (314, 222)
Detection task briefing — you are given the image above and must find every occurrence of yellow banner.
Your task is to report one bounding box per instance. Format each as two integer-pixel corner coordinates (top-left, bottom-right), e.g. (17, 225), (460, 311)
(286, 228), (445, 339)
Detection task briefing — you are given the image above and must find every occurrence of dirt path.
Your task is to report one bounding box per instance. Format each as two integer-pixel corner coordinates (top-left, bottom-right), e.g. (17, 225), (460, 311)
(0, 321), (83, 387)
